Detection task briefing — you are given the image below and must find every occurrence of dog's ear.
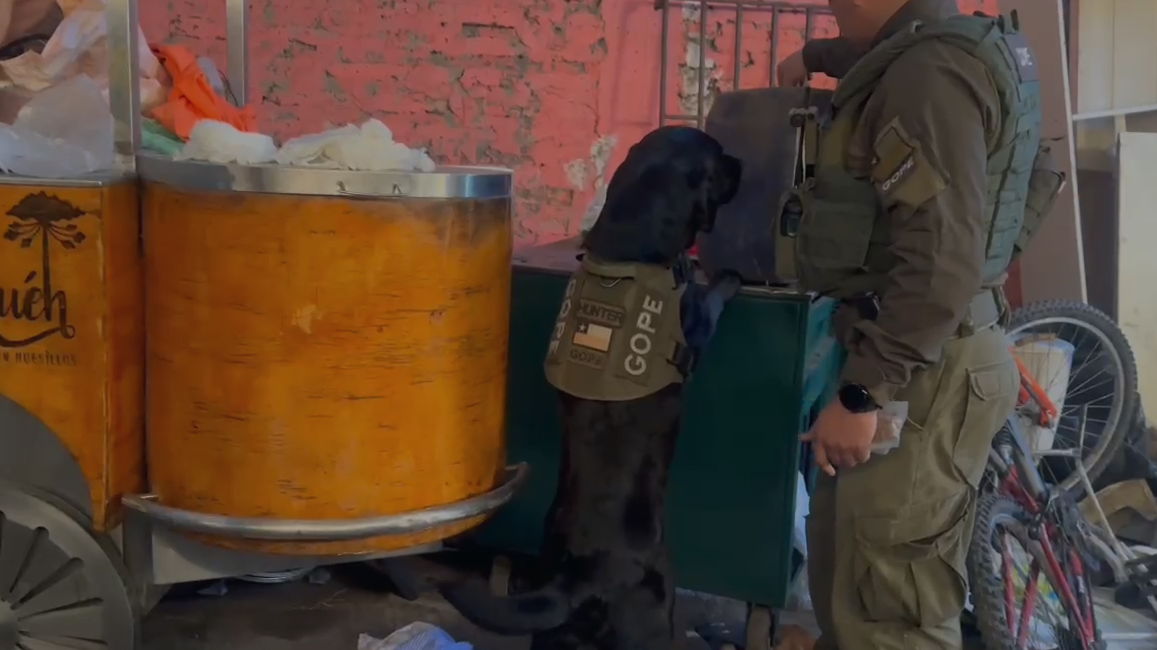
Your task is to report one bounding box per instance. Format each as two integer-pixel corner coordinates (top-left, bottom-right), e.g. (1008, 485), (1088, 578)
(584, 165), (690, 264)
(712, 153), (743, 206)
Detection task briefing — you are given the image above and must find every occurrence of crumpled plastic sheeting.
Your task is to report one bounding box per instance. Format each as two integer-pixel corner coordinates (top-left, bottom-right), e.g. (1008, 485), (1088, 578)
(175, 119), (277, 165)
(0, 0), (61, 48)
(0, 0), (163, 109)
(277, 119), (437, 172)
(357, 623), (472, 650)
(0, 73), (111, 176)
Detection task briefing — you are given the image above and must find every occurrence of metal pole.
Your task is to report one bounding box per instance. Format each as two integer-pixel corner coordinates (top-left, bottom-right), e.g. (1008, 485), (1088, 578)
(732, 5), (742, 91)
(659, 0), (670, 126)
(769, 8), (780, 87)
(696, 0), (707, 128)
(105, 0), (141, 171)
(226, 0), (249, 106)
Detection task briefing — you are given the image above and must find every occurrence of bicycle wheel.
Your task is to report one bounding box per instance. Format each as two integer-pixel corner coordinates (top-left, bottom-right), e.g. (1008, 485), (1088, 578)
(968, 493), (1103, 650)
(1007, 300), (1140, 494)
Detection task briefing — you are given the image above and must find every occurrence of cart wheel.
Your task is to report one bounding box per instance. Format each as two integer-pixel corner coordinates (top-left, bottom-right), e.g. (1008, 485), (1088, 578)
(745, 605), (775, 650)
(0, 485), (137, 650)
(489, 555), (512, 596)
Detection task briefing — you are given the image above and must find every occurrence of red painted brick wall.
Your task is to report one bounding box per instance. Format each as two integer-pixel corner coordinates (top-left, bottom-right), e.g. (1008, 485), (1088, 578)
(142, 0), (996, 246)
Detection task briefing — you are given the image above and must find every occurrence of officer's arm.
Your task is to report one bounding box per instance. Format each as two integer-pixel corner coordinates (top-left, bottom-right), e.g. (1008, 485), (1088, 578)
(839, 43), (1002, 406)
(802, 38), (865, 79)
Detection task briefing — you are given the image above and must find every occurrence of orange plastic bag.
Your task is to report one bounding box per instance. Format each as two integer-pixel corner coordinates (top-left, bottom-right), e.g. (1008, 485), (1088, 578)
(147, 43), (255, 141)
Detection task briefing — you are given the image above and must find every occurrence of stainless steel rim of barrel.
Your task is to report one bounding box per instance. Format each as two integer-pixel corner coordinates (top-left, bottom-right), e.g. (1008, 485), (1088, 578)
(136, 154), (513, 199)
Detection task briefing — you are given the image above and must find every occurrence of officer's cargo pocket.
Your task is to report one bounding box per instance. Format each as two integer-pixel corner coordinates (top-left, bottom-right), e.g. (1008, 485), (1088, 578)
(953, 359), (1020, 488)
(852, 491), (971, 628)
(1015, 144), (1067, 261)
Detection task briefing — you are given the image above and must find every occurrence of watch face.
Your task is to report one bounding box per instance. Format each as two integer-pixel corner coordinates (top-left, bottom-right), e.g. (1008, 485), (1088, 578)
(839, 383), (871, 412)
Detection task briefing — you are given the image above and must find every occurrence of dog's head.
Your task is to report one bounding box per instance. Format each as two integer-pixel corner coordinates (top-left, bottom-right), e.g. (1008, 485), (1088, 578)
(582, 126), (743, 265)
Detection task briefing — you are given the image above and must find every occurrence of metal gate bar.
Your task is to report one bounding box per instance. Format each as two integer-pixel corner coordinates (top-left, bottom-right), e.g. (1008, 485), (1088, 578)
(654, 0), (832, 127)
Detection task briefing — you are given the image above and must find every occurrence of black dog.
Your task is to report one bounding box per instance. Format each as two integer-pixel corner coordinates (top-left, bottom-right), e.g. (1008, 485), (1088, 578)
(442, 125), (744, 650)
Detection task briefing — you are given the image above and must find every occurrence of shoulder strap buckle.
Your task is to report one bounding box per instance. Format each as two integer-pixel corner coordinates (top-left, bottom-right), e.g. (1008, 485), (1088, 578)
(670, 342), (696, 378)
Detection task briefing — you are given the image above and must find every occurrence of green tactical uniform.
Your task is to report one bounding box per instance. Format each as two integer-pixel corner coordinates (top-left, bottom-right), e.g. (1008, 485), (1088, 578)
(543, 255), (691, 401)
(786, 1), (1066, 650)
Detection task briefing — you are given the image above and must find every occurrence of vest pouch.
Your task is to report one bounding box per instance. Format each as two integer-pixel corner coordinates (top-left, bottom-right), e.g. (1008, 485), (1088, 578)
(1013, 144), (1066, 260)
(773, 181), (809, 282)
(795, 176), (879, 293)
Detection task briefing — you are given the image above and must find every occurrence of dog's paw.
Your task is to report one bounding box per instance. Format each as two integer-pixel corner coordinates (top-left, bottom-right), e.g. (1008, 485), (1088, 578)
(710, 269), (743, 302)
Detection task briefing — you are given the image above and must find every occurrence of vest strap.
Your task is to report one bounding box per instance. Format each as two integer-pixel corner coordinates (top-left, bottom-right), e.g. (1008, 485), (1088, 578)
(955, 289), (1002, 337)
(840, 290), (1001, 338)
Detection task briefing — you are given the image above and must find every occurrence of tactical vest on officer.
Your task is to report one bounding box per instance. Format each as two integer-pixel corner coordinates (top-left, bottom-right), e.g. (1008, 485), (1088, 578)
(775, 12), (1066, 299)
(543, 255), (691, 401)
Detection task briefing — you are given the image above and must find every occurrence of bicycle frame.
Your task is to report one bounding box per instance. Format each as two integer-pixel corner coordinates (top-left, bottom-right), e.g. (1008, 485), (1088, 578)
(987, 417), (1099, 648)
(1010, 344), (1059, 429)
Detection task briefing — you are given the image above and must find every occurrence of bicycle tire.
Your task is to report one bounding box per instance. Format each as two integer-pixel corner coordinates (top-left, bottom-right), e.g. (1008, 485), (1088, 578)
(968, 493), (1104, 650)
(1007, 299), (1140, 494)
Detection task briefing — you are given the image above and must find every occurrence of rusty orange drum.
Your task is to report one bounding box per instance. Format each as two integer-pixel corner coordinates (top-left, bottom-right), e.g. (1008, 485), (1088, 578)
(133, 158), (523, 555)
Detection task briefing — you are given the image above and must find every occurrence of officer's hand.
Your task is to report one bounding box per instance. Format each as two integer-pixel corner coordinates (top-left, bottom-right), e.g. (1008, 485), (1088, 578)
(800, 400), (877, 476)
(777, 49), (808, 87)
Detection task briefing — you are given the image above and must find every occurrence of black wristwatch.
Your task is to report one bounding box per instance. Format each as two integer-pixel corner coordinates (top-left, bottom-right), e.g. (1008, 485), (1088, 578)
(838, 383), (880, 413)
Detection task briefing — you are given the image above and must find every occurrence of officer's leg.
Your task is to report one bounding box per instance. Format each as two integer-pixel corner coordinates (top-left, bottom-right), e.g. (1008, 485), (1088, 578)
(829, 329), (1018, 650)
(805, 471), (838, 650)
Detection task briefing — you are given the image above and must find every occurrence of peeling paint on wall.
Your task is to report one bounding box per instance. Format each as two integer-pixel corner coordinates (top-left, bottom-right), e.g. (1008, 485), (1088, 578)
(578, 134), (619, 233)
(144, 0), (997, 246)
(678, 4), (723, 118)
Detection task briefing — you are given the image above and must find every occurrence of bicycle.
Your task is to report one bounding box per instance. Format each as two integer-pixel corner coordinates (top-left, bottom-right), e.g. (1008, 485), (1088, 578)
(1007, 300), (1140, 495)
(970, 305), (1157, 649)
(967, 416), (1105, 650)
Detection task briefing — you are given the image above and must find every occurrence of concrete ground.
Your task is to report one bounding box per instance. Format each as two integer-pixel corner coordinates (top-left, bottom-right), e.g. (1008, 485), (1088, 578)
(139, 554), (1156, 650)
(142, 578), (523, 650)
(139, 554), (769, 650)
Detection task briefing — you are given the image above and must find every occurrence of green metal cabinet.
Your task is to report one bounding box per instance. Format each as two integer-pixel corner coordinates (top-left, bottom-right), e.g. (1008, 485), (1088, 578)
(472, 239), (842, 608)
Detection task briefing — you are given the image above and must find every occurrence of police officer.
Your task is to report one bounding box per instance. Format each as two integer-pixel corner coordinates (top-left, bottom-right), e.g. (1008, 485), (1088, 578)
(774, 1), (1058, 649)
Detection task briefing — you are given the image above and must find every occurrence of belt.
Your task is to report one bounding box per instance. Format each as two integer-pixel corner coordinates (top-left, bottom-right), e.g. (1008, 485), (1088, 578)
(841, 289), (1004, 337)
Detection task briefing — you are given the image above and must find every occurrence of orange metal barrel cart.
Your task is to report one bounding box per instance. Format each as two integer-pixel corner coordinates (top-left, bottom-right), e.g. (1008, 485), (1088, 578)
(0, 1), (524, 647)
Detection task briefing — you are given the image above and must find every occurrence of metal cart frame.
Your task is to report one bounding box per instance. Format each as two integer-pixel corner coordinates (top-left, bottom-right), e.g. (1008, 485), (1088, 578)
(0, 2), (525, 648)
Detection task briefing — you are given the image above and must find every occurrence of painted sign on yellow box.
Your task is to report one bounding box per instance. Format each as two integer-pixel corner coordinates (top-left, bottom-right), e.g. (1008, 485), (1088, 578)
(0, 181), (143, 530)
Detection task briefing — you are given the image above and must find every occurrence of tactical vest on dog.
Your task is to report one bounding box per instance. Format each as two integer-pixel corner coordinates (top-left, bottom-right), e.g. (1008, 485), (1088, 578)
(543, 256), (690, 401)
(775, 12), (1066, 297)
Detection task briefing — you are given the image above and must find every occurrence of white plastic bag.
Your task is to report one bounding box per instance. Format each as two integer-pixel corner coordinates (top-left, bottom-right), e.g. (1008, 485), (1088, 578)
(0, 73), (112, 177)
(786, 471), (812, 612)
(0, 0), (61, 47)
(176, 120), (278, 165)
(870, 401), (909, 456)
(276, 123), (360, 168)
(1011, 336), (1075, 453)
(277, 119), (437, 172)
(0, 0), (164, 110)
(357, 623), (472, 650)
